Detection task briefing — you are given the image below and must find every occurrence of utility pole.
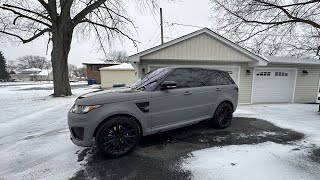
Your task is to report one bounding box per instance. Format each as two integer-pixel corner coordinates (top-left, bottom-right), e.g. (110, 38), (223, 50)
(160, 8), (164, 45)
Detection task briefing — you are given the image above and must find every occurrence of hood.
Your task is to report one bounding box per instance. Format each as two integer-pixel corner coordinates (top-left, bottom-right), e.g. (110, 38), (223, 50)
(75, 88), (150, 105)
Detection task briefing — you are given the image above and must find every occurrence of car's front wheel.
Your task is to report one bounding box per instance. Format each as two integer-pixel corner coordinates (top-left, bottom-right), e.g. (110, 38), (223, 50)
(211, 102), (233, 129)
(96, 116), (140, 158)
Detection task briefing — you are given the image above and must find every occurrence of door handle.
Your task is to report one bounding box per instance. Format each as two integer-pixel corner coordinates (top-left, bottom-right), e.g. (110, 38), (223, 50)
(183, 91), (192, 95)
(216, 88), (221, 91)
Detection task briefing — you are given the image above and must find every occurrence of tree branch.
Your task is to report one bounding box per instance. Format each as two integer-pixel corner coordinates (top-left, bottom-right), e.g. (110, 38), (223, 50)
(3, 4), (51, 21)
(236, 24), (278, 43)
(0, 6), (52, 27)
(72, 0), (107, 25)
(254, 0), (320, 29)
(0, 28), (50, 43)
(278, 0), (320, 8)
(78, 19), (139, 45)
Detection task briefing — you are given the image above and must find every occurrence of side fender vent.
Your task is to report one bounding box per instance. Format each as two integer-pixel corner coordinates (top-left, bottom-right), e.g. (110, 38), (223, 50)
(136, 102), (149, 113)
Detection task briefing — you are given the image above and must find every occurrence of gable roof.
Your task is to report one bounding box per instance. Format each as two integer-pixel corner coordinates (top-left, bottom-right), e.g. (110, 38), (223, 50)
(100, 63), (134, 70)
(82, 60), (118, 65)
(267, 56), (320, 65)
(129, 28), (268, 64)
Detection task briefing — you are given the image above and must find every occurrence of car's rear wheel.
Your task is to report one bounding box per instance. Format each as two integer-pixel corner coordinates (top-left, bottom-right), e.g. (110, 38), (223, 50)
(96, 116), (140, 158)
(211, 102), (233, 129)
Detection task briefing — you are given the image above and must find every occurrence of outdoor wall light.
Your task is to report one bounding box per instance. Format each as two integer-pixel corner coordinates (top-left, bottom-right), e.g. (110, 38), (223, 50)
(246, 69), (251, 75)
(142, 68), (146, 76)
(302, 70), (308, 74)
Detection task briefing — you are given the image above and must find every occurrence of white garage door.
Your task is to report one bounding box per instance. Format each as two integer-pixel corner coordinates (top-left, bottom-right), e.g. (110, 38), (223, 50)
(149, 65), (239, 85)
(252, 69), (296, 103)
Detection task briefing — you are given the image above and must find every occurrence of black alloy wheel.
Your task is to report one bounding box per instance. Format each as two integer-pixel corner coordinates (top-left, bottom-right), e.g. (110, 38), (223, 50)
(97, 116), (140, 158)
(212, 102), (233, 129)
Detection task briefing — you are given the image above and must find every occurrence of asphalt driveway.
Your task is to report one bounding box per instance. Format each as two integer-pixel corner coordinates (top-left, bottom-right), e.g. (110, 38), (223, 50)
(71, 117), (304, 180)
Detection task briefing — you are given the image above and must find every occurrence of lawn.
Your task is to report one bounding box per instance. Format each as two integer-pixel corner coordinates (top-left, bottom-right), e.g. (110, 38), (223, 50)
(0, 82), (98, 179)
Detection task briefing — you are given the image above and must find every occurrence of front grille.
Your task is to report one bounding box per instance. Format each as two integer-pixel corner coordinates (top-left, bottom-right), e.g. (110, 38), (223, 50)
(71, 127), (84, 141)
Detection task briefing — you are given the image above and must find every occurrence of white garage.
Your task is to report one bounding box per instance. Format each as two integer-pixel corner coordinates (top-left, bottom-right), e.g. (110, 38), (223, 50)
(99, 63), (137, 89)
(129, 28), (320, 104)
(252, 69), (297, 103)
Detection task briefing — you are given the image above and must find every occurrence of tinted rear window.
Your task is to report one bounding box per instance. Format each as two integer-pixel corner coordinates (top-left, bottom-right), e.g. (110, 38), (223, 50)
(164, 68), (234, 89)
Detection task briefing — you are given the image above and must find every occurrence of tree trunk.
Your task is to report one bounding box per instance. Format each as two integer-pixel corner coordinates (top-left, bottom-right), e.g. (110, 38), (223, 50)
(51, 20), (73, 97)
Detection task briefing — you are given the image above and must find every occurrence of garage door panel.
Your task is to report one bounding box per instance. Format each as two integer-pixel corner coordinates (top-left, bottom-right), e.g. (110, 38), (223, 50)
(253, 69), (295, 103)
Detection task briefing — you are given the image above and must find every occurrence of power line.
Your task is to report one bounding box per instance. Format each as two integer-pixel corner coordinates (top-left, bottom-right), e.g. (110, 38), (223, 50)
(150, 34), (161, 47)
(147, 3), (160, 28)
(166, 21), (317, 38)
(144, 27), (159, 49)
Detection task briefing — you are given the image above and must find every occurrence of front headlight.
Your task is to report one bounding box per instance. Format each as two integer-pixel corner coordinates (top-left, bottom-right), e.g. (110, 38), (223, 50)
(70, 104), (101, 114)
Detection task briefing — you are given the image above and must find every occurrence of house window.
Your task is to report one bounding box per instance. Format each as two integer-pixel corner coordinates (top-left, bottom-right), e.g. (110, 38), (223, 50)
(256, 72), (271, 76)
(91, 65), (101, 71)
(275, 72), (288, 76)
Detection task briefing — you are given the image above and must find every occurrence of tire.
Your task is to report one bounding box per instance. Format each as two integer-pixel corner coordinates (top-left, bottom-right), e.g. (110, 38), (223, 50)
(96, 116), (141, 158)
(211, 102), (233, 129)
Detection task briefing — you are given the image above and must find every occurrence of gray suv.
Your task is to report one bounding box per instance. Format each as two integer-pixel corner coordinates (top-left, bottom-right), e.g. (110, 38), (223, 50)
(68, 67), (238, 157)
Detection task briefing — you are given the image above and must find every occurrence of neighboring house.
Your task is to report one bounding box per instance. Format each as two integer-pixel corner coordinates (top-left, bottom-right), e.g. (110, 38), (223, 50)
(99, 63), (137, 88)
(129, 28), (320, 104)
(83, 60), (118, 84)
(11, 68), (53, 81)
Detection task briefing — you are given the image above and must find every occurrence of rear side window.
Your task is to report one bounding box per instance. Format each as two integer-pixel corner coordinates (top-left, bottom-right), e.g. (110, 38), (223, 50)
(216, 71), (235, 85)
(164, 68), (234, 89)
(193, 69), (234, 86)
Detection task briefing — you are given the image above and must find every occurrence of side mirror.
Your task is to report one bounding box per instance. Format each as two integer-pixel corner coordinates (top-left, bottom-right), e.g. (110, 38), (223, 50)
(161, 81), (177, 90)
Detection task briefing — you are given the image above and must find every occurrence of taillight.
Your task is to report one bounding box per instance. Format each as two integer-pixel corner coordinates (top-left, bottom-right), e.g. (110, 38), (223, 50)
(234, 87), (238, 92)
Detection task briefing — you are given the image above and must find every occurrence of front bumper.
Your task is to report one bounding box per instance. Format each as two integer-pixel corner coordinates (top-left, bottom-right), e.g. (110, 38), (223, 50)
(67, 111), (96, 147)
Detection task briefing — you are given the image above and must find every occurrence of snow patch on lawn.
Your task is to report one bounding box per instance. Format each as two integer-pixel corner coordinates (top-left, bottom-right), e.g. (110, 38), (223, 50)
(0, 84), (96, 179)
(183, 142), (320, 180)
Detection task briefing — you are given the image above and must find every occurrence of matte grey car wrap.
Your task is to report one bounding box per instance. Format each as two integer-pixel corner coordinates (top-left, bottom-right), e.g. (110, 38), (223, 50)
(68, 67), (238, 156)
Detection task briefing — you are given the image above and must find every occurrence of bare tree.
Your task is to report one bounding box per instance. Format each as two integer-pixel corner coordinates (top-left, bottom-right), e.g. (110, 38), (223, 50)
(68, 64), (87, 78)
(17, 55), (50, 70)
(68, 64), (77, 78)
(210, 0), (320, 58)
(74, 66), (87, 78)
(6, 59), (18, 73)
(0, 0), (158, 96)
(106, 50), (128, 63)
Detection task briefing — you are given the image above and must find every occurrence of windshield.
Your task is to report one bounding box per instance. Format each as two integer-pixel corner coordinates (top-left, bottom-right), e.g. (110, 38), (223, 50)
(130, 68), (171, 91)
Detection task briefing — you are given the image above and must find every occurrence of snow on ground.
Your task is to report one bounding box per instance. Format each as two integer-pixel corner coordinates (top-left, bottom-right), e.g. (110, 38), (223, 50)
(0, 82), (99, 180)
(235, 104), (320, 144)
(1, 82), (320, 180)
(182, 104), (320, 180)
(183, 142), (320, 180)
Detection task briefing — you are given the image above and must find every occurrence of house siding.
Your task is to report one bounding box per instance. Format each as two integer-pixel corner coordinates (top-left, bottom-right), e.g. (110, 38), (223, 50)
(239, 64), (253, 104)
(141, 33), (255, 62)
(140, 60), (253, 104)
(264, 64), (320, 103)
(85, 64), (114, 84)
(295, 67), (320, 103)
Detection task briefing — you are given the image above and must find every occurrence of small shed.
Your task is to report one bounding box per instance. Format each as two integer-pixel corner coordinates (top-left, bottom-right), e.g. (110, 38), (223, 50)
(82, 60), (118, 84)
(99, 63), (137, 88)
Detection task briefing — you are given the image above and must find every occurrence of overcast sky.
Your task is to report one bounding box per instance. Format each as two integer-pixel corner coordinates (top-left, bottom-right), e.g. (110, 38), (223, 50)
(1, 0), (213, 67)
